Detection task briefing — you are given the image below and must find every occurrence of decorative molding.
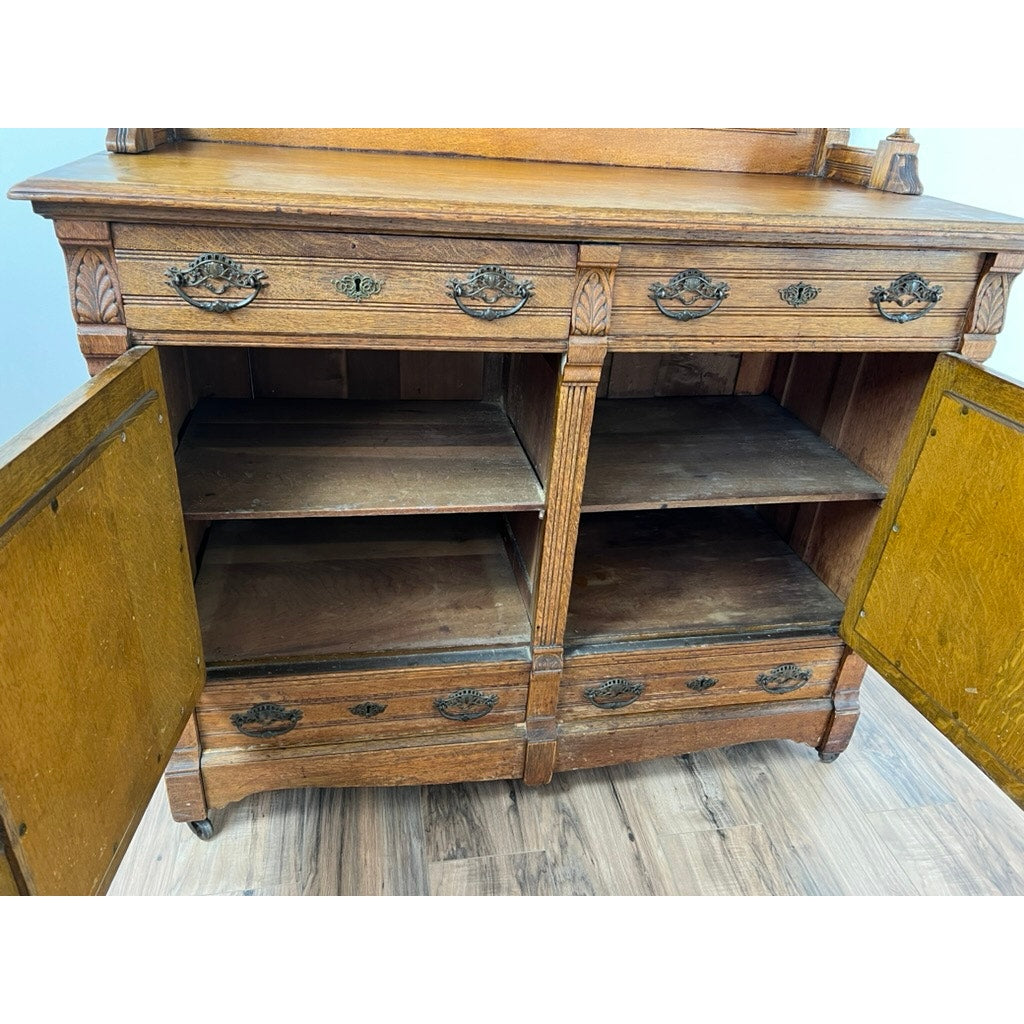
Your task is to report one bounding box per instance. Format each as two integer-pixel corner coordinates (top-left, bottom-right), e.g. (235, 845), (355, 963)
(967, 253), (1024, 335)
(571, 270), (612, 335)
(71, 249), (121, 324)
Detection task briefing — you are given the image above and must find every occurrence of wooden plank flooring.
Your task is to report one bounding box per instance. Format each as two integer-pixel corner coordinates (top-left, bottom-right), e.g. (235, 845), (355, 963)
(108, 669), (1024, 895)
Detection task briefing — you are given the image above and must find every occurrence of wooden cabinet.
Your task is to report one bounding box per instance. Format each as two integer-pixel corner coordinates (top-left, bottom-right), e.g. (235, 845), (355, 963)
(3, 128), (1024, 894)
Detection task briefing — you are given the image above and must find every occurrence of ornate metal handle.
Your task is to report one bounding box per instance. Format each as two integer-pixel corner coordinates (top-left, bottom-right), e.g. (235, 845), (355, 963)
(870, 273), (942, 323)
(434, 688), (499, 721)
(686, 676), (718, 692)
(230, 702), (302, 738)
(756, 664), (812, 695)
(349, 701), (387, 718)
(166, 252), (267, 313)
(649, 269), (729, 321)
(584, 678), (644, 709)
(446, 265), (534, 320)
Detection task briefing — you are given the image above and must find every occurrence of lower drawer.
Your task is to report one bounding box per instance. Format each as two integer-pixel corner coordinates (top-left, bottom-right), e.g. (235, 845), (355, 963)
(198, 660), (530, 749)
(560, 636), (844, 721)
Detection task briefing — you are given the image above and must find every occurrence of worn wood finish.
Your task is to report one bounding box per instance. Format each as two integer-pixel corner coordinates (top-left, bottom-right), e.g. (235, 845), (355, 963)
(611, 244), (981, 345)
(175, 399), (543, 519)
(200, 732), (527, 810)
(14, 143), (1024, 249)
(112, 225), (576, 341)
(844, 355), (1024, 804)
(605, 351), (741, 397)
(561, 637), (844, 719)
(198, 661), (530, 749)
(818, 648), (867, 761)
(0, 348), (203, 894)
(567, 507), (844, 648)
(195, 515), (532, 667)
(582, 395), (884, 512)
(554, 702), (834, 773)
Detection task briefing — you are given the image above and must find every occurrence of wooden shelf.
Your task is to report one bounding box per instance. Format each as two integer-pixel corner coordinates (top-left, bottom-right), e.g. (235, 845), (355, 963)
(176, 399), (544, 520)
(565, 507), (845, 649)
(195, 515), (533, 669)
(581, 395), (885, 512)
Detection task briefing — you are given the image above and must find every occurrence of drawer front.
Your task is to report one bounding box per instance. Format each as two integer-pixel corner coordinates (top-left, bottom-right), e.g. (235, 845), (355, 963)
(198, 661), (529, 749)
(610, 245), (984, 347)
(561, 638), (844, 721)
(112, 225), (576, 341)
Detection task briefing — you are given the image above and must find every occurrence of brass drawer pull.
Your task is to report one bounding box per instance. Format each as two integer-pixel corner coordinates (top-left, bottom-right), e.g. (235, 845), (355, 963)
(332, 272), (383, 301)
(446, 265), (534, 320)
(350, 701), (387, 718)
(231, 702), (303, 738)
(166, 252), (267, 313)
(434, 688), (499, 721)
(649, 269), (729, 321)
(779, 282), (820, 307)
(584, 678), (644, 709)
(870, 272), (942, 323)
(756, 664), (812, 695)
(686, 675), (718, 692)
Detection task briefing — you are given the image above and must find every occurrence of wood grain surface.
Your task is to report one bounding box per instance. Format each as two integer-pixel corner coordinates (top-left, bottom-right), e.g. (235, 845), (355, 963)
(582, 395), (884, 511)
(13, 143), (1024, 247)
(0, 348), (203, 895)
(195, 515), (533, 666)
(845, 354), (1024, 804)
(176, 398), (543, 519)
(566, 507), (844, 647)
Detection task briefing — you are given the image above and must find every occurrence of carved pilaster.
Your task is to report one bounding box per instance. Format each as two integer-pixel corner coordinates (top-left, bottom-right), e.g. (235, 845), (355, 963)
(961, 252), (1024, 361)
(524, 336), (608, 785)
(54, 220), (128, 375)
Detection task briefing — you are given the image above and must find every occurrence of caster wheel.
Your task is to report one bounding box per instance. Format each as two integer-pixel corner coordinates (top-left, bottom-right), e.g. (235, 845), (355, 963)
(188, 818), (214, 840)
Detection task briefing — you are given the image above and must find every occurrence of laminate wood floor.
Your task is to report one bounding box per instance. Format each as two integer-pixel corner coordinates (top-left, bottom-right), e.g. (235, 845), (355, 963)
(109, 669), (1024, 896)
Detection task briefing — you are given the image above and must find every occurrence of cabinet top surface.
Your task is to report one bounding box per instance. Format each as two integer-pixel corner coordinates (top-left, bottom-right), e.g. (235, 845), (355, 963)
(10, 141), (1024, 248)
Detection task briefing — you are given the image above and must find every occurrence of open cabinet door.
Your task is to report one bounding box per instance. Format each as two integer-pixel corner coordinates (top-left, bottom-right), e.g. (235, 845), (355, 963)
(843, 353), (1024, 803)
(0, 348), (204, 895)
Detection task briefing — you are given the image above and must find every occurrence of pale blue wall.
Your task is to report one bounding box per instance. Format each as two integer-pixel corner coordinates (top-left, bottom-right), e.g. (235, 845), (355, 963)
(1, 129), (103, 439)
(2, 129), (1023, 442)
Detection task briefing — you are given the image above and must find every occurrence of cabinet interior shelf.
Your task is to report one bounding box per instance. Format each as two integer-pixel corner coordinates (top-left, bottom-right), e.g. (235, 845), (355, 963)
(581, 395), (885, 512)
(176, 398), (544, 520)
(566, 506), (845, 650)
(195, 515), (533, 669)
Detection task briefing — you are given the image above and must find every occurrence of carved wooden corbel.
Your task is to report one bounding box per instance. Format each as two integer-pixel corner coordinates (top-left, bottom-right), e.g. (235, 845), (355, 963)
(961, 252), (1024, 361)
(54, 220), (128, 374)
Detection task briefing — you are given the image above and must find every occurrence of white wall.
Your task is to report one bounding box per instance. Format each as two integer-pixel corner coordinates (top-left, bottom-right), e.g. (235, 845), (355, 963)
(1, 128), (1022, 442)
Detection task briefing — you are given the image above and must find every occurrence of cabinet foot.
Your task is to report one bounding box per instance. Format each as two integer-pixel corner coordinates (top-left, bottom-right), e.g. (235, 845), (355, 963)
(187, 818), (214, 841)
(818, 750), (841, 764)
(817, 648), (867, 764)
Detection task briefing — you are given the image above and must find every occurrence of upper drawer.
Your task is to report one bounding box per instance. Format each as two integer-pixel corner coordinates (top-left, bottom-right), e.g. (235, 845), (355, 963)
(111, 226), (577, 341)
(611, 245), (985, 347)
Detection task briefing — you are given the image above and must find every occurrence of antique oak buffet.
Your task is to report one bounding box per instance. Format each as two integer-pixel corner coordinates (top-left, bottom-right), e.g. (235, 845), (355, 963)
(3, 128), (1024, 895)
